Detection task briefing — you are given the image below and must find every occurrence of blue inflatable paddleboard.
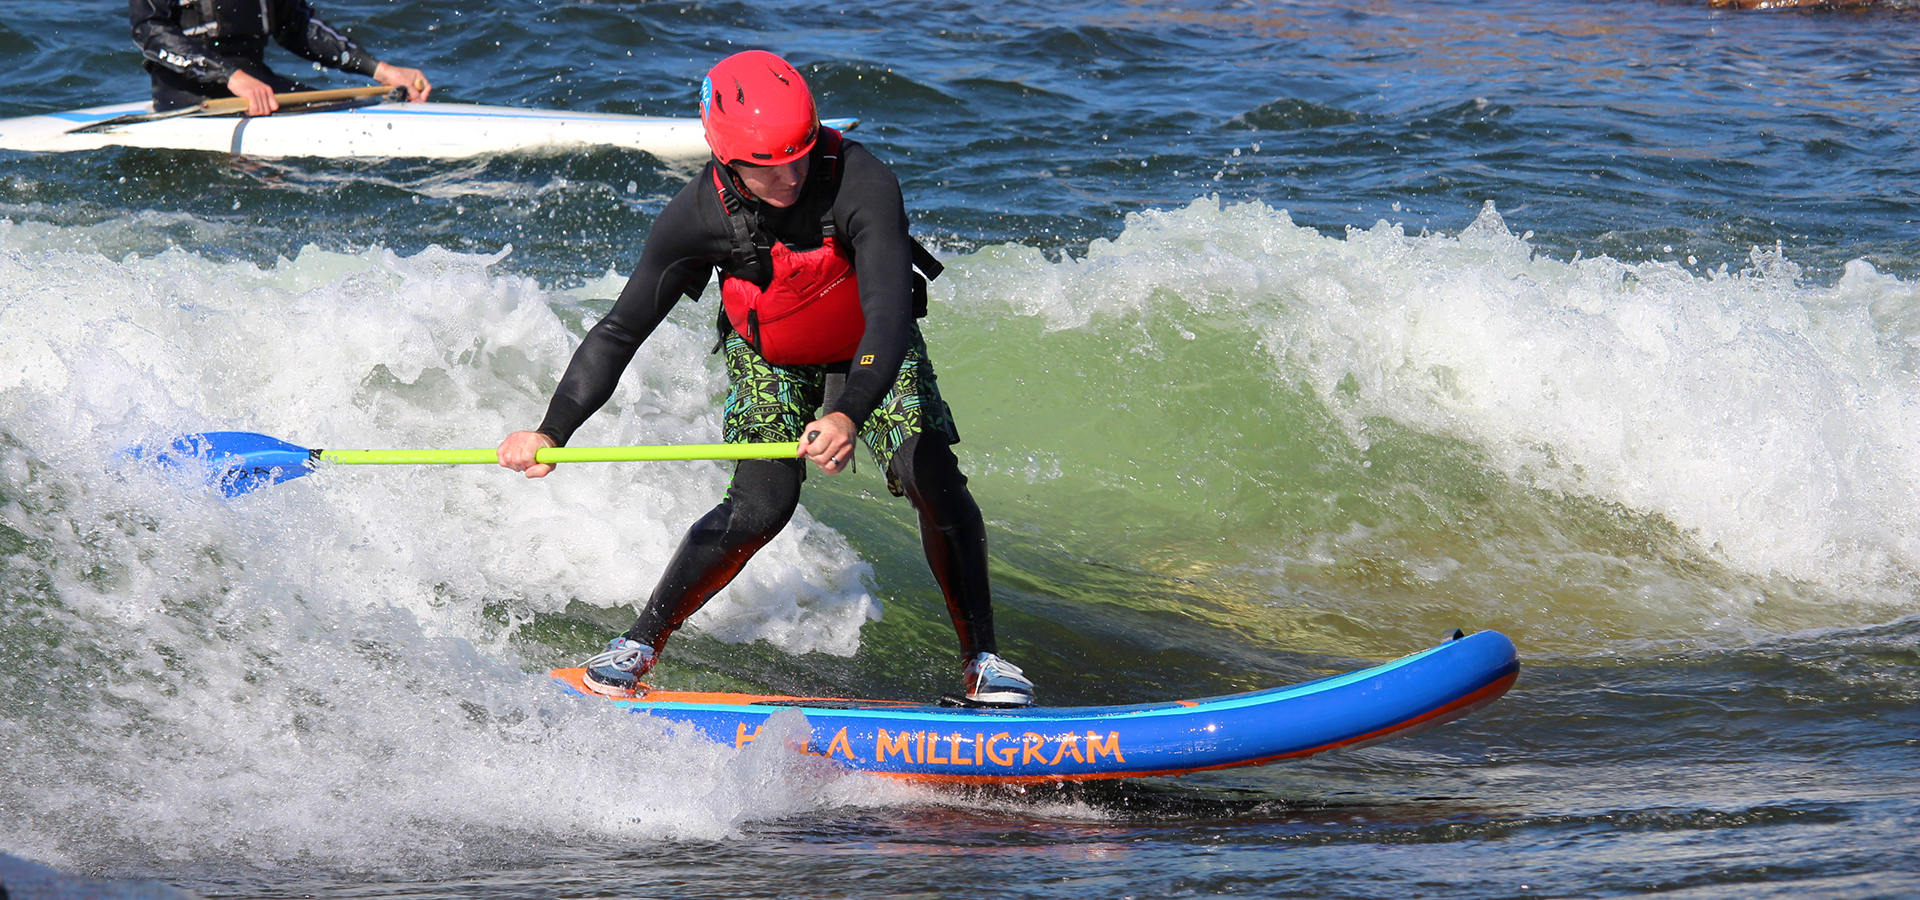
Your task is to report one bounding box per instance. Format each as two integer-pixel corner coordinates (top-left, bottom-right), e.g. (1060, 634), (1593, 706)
(551, 630), (1518, 783)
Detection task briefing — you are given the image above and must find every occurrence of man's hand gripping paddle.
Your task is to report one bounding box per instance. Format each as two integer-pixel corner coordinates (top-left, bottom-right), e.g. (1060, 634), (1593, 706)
(134, 431), (800, 498)
(71, 86), (400, 133)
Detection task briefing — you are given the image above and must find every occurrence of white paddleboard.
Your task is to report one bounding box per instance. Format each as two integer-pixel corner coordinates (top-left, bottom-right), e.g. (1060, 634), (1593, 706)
(0, 99), (852, 160)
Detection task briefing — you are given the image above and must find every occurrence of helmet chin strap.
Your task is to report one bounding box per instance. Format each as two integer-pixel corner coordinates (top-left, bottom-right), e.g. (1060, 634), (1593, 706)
(720, 163), (762, 203)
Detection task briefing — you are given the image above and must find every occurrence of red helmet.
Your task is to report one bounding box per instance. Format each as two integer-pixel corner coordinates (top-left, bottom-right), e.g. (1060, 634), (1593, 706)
(700, 51), (819, 166)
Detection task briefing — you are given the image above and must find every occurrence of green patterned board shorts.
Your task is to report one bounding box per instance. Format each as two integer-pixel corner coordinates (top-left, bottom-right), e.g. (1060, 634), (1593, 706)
(720, 323), (961, 496)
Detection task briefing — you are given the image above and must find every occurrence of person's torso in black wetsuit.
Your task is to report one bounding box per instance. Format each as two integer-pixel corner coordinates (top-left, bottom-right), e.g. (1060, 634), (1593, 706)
(130, 0), (381, 109)
(536, 137), (922, 446)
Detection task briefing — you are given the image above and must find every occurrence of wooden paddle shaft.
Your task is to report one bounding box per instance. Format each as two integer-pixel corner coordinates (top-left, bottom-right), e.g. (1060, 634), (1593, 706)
(198, 85), (395, 116)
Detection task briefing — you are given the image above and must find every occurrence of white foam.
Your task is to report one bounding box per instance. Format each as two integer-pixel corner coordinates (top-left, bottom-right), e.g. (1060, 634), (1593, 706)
(0, 228), (891, 867)
(0, 228), (877, 651)
(940, 197), (1920, 606)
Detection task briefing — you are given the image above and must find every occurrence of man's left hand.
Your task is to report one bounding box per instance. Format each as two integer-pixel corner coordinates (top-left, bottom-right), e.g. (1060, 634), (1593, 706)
(798, 412), (855, 474)
(374, 62), (432, 102)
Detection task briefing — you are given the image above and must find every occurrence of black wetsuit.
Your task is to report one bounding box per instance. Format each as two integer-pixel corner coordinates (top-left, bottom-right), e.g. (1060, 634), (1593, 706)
(130, 0), (382, 111)
(535, 139), (999, 661)
(538, 142), (920, 446)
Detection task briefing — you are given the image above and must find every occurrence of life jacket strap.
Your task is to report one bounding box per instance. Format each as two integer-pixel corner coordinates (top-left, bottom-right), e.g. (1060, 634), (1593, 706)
(712, 166), (770, 286)
(184, 0), (273, 39)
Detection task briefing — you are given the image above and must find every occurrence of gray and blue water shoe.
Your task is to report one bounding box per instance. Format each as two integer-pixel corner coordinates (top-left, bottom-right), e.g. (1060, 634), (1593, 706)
(583, 637), (656, 697)
(963, 652), (1035, 707)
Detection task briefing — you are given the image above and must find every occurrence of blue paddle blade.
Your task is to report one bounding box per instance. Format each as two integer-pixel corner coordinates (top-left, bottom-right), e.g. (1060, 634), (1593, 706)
(134, 431), (318, 497)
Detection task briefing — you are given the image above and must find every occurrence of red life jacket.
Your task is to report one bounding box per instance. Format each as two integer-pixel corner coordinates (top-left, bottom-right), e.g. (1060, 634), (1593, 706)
(716, 129), (865, 365)
(712, 129), (944, 365)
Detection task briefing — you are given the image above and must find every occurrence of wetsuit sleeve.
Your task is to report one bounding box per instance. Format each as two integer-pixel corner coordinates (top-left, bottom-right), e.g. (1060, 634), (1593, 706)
(271, 0), (381, 77)
(130, 0), (239, 86)
(536, 177), (730, 446)
(825, 144), (918, 428)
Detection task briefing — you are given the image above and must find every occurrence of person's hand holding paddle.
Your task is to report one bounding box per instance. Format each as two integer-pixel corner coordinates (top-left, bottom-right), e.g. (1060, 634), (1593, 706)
(374, 61), (431, 102)
(226, 69), (279, 117)
(798, 412), (855, 475)
(499, 430), (558, 478)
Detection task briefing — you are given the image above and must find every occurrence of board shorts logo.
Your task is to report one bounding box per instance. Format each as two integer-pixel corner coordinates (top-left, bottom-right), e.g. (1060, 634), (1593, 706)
(860, 355), (875, 365)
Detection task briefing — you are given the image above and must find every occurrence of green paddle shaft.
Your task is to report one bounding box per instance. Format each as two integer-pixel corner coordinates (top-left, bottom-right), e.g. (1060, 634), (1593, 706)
(314, 442), (800, 466)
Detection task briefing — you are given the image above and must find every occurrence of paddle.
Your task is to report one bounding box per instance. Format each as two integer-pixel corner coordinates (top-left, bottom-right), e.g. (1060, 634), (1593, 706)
(73, 86), (400, 133)
(137, 431), (800, 498)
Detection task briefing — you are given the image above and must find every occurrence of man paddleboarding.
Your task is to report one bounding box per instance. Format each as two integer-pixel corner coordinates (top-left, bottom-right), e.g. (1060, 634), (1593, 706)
(499, 50), (1035, 707)
(131, 0), (431, 116)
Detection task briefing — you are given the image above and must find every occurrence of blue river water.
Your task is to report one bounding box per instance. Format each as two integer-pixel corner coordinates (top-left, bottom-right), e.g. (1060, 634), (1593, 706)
(1, 0), (1918, 898)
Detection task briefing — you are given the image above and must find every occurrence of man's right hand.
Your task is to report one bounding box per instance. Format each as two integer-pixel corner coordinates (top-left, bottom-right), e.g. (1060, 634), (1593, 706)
(499, 430), (558, 478)
(227, 70), (278, 117)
